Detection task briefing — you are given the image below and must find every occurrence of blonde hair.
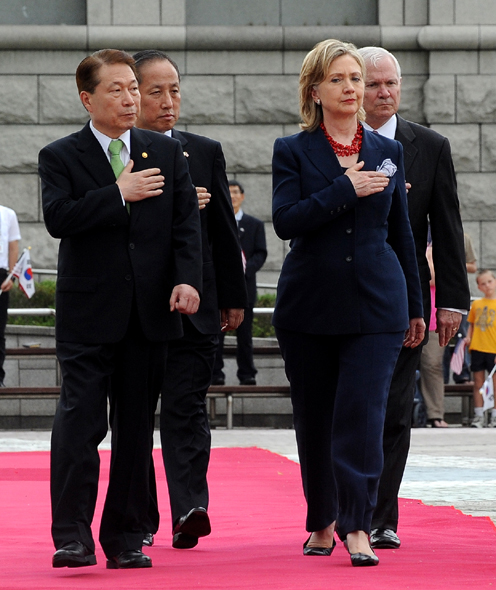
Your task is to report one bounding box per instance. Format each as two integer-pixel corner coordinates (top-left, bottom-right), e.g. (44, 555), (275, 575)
(299, 39), (365, 132)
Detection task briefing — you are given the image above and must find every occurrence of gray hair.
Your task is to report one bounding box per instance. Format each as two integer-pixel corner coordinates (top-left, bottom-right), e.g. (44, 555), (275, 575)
(358, 46), (402, 79)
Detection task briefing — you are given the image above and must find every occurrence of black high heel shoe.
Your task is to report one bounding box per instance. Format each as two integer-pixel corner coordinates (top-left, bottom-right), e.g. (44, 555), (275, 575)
(345, 542), (379, 567)
(303, 535), (336, 556)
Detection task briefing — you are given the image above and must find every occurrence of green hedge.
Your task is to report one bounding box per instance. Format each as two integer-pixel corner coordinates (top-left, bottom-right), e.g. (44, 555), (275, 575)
(7, 280), (56, 326)
(252, 293), (276, 338)
(6, 281), (277, 336)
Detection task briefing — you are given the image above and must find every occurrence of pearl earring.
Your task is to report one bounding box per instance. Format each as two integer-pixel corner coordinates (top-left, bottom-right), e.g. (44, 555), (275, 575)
(316, 99), (321, 105)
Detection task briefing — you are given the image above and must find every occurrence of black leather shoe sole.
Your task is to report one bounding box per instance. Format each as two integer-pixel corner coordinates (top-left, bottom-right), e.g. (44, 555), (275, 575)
(52, 542), (96, 568)
(172, 508), (211, 549)
(172, 532), (199, 549)
(174, 508), (211, 537)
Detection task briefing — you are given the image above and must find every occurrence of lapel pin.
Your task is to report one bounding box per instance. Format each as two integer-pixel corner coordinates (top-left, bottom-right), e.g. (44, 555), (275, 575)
(183, 151), (189, 158)
(142, 152), (148, 158)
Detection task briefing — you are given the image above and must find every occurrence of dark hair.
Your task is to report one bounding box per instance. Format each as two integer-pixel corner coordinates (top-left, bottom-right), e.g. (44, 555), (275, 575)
(132, 49), (181, 83)
(228, 180), (244, 194)
(76, 49), (137, 94)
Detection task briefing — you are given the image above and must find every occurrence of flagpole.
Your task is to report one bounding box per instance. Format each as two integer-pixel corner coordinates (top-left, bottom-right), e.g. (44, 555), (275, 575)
(0, 247), (30, 295)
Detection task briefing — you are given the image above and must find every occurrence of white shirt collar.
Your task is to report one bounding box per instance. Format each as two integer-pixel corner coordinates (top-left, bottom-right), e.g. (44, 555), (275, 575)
(164, 130), (172, 137)
(89, 121), (131, 164)
(362, 115), (397, 140)
(235, 209), (244, 221)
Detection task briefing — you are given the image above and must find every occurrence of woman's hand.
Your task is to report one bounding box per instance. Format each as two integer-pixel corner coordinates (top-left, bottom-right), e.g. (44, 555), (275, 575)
(403, 317), (426, 348)
(345, 161), (390, 197)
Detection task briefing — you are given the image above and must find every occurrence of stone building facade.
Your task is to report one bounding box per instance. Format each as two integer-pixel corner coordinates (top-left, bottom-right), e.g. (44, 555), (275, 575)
(0, 0), (495, 297)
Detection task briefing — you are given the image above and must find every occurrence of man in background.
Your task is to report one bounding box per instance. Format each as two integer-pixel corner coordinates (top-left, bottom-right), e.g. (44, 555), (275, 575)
(213, 180), (267, 386)
(134, 50), (247, 550)
(358, 46), (470, 549)
(0, 205), (20, 386)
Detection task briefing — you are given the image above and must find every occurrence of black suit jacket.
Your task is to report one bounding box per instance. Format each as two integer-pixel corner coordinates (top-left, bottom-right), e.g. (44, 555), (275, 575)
(172, 129), (248, 334)
(237, 213), (267, 307)
(395, 116), (470, 317)
(39, 123), (202, 344)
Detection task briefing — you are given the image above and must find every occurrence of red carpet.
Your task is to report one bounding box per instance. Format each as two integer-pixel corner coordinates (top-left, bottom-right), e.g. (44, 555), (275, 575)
(1, 447), (496, 589)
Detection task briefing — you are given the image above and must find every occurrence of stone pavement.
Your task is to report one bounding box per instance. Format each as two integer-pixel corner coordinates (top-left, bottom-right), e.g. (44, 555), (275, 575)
(1, 427), (495, 523)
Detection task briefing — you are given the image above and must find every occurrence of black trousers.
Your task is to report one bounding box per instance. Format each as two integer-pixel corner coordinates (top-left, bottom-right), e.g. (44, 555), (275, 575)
(276, 328), (403, 539)
(50, 307), (167, 557)
(146, 318), (218, 532)
(214, 307), (256, 382)
(371, 344), (423, 532)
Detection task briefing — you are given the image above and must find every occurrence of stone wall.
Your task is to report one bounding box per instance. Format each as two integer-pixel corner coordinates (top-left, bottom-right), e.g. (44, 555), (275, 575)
(0, 0), (495, 296)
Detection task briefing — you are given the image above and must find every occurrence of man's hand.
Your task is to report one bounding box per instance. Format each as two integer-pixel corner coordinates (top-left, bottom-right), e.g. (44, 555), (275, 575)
(220, 308), (244, 332)
(436, 309), (462, 347)
(0, 277), (14, 293)
(117, 160), (164, 203)
(169, 284), (200, 315)
(403, 317), (426, 348)
(197, 186), (211, 210)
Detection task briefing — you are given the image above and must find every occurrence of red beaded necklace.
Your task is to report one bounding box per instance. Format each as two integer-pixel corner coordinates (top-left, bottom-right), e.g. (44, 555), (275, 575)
(320, 122), (363, 157)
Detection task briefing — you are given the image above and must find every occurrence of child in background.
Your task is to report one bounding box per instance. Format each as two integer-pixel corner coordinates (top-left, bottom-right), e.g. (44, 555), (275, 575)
(466, 269), (496, 427)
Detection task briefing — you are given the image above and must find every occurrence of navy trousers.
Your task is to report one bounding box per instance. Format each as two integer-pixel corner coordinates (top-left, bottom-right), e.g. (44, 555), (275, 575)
(276, 328), (403, 539)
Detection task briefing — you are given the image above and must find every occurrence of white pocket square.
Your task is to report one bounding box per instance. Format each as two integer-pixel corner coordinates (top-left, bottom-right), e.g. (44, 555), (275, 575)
(376, 159), (397, 177)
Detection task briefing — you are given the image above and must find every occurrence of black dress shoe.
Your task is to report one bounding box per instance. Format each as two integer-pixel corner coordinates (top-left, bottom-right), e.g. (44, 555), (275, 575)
(52, 541), (97, 568)
(142, 533), (154, 547)
(239, 378), (256, 385)
(370, 528), (401, 549)
(303, 535), (336, 556)
(106, 549), (152, 569)
(172, 507), (211, 549)
(211, 376), (225, 385)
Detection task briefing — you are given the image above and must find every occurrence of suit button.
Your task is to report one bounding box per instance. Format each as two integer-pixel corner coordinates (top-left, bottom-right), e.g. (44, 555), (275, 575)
(330, 210), (334, 215)
(129, 243), (135, 249)
(125, 274), (132, 281)
(337, 207), (341, 212)
(346, 228), (353, 234)
(343, 204), (347, 209)
(345, 256), (353, 262)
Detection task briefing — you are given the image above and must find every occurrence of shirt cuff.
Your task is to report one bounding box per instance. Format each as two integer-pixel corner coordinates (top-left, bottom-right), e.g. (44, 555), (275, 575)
(438, 307), (467, 315)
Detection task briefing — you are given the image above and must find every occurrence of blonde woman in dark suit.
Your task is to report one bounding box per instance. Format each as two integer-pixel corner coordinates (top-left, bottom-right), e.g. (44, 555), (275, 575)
(272, 39), (425, 567)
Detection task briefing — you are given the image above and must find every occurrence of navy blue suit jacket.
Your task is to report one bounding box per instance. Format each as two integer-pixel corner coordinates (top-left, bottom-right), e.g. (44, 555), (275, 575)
(272, 125), (423, 335)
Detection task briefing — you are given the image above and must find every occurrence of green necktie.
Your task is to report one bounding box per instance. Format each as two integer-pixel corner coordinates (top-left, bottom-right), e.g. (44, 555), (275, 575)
(108, 139), (125, 178)
(108, 139), (129, 213)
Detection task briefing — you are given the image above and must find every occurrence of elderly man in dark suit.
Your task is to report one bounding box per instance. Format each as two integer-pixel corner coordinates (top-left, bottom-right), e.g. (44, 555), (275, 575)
(39, 49), (202, 570)
(133, 50), (248, 550)
(358, 46), (470, 550)
(213, 180), (267, 386)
